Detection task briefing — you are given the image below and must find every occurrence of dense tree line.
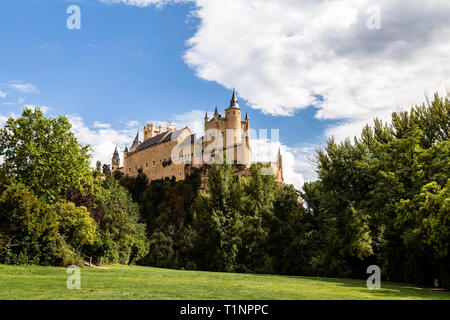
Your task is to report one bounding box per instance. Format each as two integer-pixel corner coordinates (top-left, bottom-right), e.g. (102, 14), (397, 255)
(301, 93), (450, 287)
(113, 161), (306, 275)
(0, 109), (148, 266)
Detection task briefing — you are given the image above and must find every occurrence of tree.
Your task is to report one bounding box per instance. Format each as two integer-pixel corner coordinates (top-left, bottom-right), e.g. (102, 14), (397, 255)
(300, 92), (450, 286)
(91, 179), (149, 264)
(96, 161), (102, 172)
(102, 164), (112, 177)
(0, 184), (60, 265)
(193, 161), (242, 272)
(53, 200), (97, 249)
(0, 108), (93, 202)
(238, 164), (277, 272)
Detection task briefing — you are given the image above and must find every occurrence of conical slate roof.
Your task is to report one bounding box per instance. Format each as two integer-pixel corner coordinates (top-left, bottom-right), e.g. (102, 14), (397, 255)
(131, 130), (140, 148)
(229, 88), (239, 108)
(112, 146), (120, 159)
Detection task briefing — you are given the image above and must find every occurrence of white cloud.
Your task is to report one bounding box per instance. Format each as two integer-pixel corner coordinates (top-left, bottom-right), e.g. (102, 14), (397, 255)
(173, 109), (205, 136)
(182, 0), (450, 139)
(125, 120), (141, 128)
(8, 82), (39, 94)
(0, 91), (6, 98)
(250, 137), (317, 190)
(93, 121), (112, 129)
(38, 42), (64, 53)
(99, 0), (185, 7)
(24, 105), (51, 114)
(97, 0), (450, 179)
(68, 115), (138, 167)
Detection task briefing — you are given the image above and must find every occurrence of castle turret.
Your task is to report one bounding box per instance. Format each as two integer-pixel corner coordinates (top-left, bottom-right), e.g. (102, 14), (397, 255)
(144, 124), (154, 140)
(244, 112), (250, 146)
(204, 110), (209, 131)
(112, 146), (120, 172)
(130, 130), (140, 152)
(214, 106), (219, 122)
(277, 147), (283, 182)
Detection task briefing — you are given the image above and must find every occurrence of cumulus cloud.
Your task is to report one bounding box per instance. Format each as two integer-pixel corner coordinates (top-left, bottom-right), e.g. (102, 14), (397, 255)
(183, 0), (450, 139)
(98, 0), (450, 180)
(173, 109), (205, 136)
(8, 82), (39, 94)
(93, 121), (112, 129)
(0, 91), (6, 98)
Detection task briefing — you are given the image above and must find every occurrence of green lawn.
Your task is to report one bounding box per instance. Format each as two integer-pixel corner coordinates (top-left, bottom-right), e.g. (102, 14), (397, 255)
(0, 264), (448, 300)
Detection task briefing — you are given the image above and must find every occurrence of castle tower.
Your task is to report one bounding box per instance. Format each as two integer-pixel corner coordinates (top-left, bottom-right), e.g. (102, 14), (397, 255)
(112, 146), (120, 172)
(224, 88), (242, 146)
(144, 124), (154, 140)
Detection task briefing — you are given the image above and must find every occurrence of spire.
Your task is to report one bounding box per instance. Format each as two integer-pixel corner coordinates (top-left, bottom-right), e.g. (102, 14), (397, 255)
(124, 145), (129, 153)
(245, 112), (248, 120)
(112, 146), (119, 159)
(131, 130), (140, 148)
(214, 105), (218, 115)
(229, 88), (239, 108)
(204, 109), (208, 119)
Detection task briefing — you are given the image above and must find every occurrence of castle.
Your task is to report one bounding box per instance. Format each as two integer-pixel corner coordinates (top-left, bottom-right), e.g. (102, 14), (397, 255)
(112, 90), (283, 187)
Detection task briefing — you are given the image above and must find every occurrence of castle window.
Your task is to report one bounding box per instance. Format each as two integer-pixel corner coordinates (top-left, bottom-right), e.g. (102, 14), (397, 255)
(233, 111), (235, 114)
(146, 162), (148, 168)
(152, 160), (155, 166)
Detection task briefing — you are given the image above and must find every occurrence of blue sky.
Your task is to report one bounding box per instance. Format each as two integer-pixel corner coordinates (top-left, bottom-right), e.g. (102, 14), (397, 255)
(1, 0), (449, 188)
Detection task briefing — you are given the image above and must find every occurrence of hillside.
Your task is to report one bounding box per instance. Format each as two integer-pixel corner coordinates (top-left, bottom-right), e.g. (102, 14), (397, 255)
(0, 264), (449, 300)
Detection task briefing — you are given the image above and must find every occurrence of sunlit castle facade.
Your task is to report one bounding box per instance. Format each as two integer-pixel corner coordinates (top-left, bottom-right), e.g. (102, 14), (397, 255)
(112, 90), (283, 186)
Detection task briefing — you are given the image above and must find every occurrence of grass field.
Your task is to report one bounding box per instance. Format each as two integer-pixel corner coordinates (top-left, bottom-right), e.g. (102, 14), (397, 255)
(0, 264), (449, 300)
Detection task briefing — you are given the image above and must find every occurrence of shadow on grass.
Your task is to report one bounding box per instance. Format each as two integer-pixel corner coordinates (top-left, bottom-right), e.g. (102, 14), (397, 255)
(292, 275), (450, 300)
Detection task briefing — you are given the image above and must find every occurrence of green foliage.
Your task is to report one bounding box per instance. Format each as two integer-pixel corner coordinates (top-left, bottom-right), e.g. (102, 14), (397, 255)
(53, 200), (97, 249)
(193, 162), (243, 272)
(135, 170), (200, 269)
(0, 108), (93, 203)
(301, 93), (450, 287)
(102, 164), (112, 177)
(91, 179), (149, 265)
(0, 184), (80, 266)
